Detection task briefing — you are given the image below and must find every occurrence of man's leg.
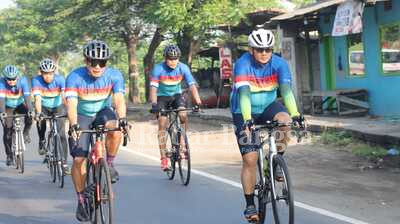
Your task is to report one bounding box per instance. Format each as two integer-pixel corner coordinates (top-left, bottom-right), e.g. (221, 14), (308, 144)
(233, 113), (260, 221)
(3, 108), (14, 165)
(93, 107), (121, 183)
(273, 112), (292, 153)
(37, 107), (49, 155)
(156, 96), (170, 171)
(15, 104), (32, 144)
(69, 114), (92, 222)
(177, 111), (188, 151)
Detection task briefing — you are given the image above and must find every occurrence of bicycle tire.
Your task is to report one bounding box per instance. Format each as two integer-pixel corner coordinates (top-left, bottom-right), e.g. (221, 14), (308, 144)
(18, 154), (24, 174)
(86, 160), (97, 223)
(256, 156), (267, 224)
(12, 132), (17, 169)
(165, 129), (176, 180)
(98, 158), (114, 224)
(47, 135), (56, 182)
(54, 135), (64, 188)
(177, 130), (191, 186)
(271, 154), (294, 224)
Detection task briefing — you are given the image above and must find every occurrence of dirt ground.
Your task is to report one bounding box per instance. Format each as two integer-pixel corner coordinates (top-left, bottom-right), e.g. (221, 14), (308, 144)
(127, 110), (400, 224)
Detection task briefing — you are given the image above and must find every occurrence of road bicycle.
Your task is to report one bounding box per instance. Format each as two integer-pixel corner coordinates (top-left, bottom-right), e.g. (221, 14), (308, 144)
(42, 114), (67, 188)
(79, 124), (130, 224)
(252, 120), (305, 224)
(162, 107), (198, 186)
(6, 114), (28, 174)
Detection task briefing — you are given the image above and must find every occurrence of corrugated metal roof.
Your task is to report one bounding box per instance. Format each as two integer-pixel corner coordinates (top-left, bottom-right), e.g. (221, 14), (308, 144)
(271, 0), (387, 21)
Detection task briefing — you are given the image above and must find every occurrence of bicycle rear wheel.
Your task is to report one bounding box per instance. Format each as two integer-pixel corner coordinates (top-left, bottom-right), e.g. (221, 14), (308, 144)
(165, 130), (176, 180)
(54, 135), (64, 188)
(98, 158), (114, 224)
(177, 130), (191, 186)
(271, 154), (294, 224)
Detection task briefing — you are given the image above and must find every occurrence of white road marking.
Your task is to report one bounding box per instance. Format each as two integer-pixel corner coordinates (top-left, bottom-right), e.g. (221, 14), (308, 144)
(121, 147), (370, 224)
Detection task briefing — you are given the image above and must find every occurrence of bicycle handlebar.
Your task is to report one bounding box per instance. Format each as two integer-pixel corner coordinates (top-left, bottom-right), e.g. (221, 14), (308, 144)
(78, 124), (132, 147)
(41, 114), (67, 119)
(2, 114), (27, 119)
(252, 120), (307, 143)
(159, 106), (200, 113)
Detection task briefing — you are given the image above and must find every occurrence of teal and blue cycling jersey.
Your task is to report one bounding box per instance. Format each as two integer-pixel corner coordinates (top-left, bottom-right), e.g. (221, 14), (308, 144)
(150, 62), (197, 96)
(0, 76), (30, 108)
(32, 74), (65, 109)
(230, 52), (292, 114)
(65, 67), (125, 117)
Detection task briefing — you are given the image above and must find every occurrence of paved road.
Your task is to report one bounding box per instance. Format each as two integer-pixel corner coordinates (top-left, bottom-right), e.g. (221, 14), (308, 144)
(0, 124), (375, 224)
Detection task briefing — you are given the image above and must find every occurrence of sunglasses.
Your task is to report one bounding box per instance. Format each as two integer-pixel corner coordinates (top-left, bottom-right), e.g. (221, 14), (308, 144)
(6, 77), (17, 81)
(89, 59), (107, 68)
(254, 48), (273, 53)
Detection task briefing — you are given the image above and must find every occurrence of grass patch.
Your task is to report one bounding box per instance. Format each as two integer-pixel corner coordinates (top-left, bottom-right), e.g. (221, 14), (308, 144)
(319, 130), (353, 147)
(352, 144), (387, 159)
(316, 129), (388, 159)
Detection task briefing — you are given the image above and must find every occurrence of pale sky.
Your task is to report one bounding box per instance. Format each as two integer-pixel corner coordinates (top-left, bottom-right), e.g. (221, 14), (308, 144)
(0, 0), (15, 10)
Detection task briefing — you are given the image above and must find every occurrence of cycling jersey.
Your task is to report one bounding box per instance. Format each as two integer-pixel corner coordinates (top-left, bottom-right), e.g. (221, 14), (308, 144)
(65, 67), (125, 117)
(32, 74), (65, 108)
(150, 62), (196, 96)
(0, 76), (30, 108)
(230, 53), (292, 115)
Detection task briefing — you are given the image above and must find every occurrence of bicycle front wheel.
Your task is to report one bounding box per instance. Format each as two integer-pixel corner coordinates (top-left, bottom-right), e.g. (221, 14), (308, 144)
(256, 156), (268, 224)
(86, 160), (97, 223)
(177, 130), (191, 186)
(271, 154), (294, 224)
(54, 135), (64, 188)
(17, 133), (24, 174)
(98, 158), (114, 224)
(47, 135), (56, 182)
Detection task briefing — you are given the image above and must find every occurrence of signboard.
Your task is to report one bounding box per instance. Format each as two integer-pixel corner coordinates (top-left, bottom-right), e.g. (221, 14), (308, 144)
(219, 47), (232, 80)
(332, 0), (365, 36)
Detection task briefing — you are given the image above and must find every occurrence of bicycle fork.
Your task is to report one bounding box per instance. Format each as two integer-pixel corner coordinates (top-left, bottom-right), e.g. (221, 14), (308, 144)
(14, 130), (25, 156)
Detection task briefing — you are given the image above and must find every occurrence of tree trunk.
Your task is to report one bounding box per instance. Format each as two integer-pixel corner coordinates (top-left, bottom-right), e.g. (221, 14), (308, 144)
(143, 27), (163, 102)
(176, 28), (193, 66)
(125, 35), (140, 104)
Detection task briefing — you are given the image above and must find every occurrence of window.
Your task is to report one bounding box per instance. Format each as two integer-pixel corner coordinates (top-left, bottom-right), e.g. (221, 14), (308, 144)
(380, 23), (400, 74)
(348, 33), (365, 77)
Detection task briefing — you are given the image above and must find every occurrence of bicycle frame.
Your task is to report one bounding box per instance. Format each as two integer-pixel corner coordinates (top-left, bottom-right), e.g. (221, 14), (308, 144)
(256, 129), (279, 198)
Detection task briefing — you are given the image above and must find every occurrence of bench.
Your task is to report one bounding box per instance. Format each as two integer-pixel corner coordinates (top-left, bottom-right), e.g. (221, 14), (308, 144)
(303, 89), (369, 116)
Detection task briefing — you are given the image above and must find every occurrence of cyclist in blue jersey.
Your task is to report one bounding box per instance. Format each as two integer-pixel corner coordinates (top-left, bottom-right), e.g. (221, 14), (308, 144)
(32, 58), (70, 173)
(66, 40), (128, 222)
(231, 29), (304, 222)
(149, 44), (202, 171)
(0, 65), (34, 166)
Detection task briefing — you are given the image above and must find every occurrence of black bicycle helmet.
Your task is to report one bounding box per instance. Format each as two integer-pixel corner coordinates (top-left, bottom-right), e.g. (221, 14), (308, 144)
(83, 40), (111, 60)
(163, 44), (181, 58)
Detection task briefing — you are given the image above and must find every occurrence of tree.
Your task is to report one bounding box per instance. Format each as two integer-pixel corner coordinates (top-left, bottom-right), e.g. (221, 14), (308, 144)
(0, 0), (83, 75)
(56, 0), (152, 104)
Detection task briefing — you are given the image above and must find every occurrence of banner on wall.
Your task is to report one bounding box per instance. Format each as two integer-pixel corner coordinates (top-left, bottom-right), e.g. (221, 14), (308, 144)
(332, 0), (365, 36)
(219, 47), (232, 80)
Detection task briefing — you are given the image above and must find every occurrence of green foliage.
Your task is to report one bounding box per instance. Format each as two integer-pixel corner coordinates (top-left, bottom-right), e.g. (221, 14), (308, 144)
(352, 144), (387, 159)
(319, 130), (353, 147)
(0, 0), (85, 76)
(317, 129), (388, 159)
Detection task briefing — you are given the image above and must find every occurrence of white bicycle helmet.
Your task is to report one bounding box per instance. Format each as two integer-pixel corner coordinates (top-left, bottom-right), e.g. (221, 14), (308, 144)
(248, 29), (275, 48)
(83, 40), (111, 60)
(39, 58), (57, 72)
